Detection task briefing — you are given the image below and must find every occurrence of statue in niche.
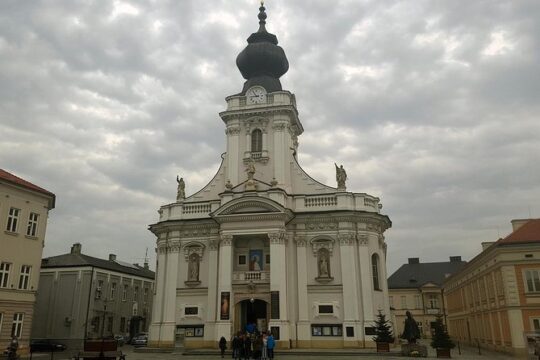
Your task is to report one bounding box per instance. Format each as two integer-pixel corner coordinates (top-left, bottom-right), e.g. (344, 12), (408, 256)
(335, 163), (347, 189)
(176, 176), (185, 201)
(188, 253), (199, 282)
(246, 159), (256, 180)
(318, 249), (331, 278)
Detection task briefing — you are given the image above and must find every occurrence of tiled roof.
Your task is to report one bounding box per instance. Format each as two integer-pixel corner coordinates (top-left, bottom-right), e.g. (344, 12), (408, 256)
(388, 260), (467, 289)
(498, 219), (540, 245)
(42, 253), (155, 280)
(0, 169), (55, 207)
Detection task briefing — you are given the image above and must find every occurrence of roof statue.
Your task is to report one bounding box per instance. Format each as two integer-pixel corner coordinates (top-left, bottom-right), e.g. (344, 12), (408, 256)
(176, 175), (185, 201)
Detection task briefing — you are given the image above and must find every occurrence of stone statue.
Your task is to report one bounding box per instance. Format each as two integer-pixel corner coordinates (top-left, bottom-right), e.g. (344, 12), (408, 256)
(318, 252), (330, 277)
(246, 159), (256, 180)
(188, 253), (199, 281)
(401, 311), (421, 344)
(225, 179), (233, 191)
(176, 176), (185, 201)
(335, 163), (347, 189)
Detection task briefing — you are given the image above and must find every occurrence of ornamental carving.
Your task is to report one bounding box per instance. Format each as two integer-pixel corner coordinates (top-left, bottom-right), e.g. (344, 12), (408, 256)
(357, 234), (369, 246)
(294, 236), (307, 247)
(272, 122), (288, 131)
(208, 239), (219, 250)
(220, 234), (233, 246)
(310, 237), (334, 256)
(225, 126), (241, 135)
(338, 233), (356, 246)
(306, 222), (337, 231)
(268, 231), (286, 244)
(183, 242), (205, 261)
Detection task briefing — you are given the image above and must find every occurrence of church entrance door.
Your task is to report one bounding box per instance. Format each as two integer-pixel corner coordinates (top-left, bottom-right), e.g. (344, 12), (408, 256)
(236, 299), (268, 334)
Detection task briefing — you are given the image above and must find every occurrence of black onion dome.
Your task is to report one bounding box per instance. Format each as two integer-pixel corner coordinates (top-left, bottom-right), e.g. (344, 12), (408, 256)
(236, 3), (289, 94)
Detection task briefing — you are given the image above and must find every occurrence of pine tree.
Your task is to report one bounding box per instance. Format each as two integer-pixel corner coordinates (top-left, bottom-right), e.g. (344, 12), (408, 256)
(372, 310), (395, 343)
(430, 314), (455, 349)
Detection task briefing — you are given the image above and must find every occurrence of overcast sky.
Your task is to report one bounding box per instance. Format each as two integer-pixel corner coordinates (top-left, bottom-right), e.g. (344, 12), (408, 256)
(1, 0), (539, 274)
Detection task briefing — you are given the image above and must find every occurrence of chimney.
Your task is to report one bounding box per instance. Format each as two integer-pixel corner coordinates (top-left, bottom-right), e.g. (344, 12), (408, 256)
(449, 256), (462, 262)
(482, 242), (496, 251)
(143, 261), (149, 270)
(408, 258), (420, 264)
(511, 219), (530, 231)
(71, 243), (82, 254)
(109, 254), (117, 262)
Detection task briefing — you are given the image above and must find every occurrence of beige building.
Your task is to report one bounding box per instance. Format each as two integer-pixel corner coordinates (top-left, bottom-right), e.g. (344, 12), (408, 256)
(388, 256), (466, 339)
(0, 169), (55, 353)
(32, 243), (154, 348)
(444, 219), (540, 356)
(148, 3), (392, 350)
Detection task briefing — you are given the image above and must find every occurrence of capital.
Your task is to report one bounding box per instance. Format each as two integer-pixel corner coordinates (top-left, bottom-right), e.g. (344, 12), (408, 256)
(220, 234), (233, 246)
(268, 231), (286, 244)
(338, 233), (355, 246)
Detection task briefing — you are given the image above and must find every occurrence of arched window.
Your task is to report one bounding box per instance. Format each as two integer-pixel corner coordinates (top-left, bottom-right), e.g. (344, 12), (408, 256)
(372, 253), (380, 290)
(251, 129), (263, 152)
(188, 253), (200, 282)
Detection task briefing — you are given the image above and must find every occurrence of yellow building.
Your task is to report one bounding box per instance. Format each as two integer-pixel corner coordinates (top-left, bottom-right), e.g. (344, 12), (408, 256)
(444, 219), (540, 356)
(0, 169), (55, 353)
(388, 256), (466, 339)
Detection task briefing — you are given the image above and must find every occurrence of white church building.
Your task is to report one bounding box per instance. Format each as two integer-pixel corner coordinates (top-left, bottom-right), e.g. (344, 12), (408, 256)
(148, 3), (392, 349)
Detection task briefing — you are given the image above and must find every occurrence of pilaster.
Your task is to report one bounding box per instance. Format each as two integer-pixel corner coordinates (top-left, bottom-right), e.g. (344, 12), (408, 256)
(268, 230), (290, 343)
(216, 233), (233, 340)
(338, 232), (361, 345)
(295, 235), (310, 343)
(226, 122), (241, 184)
(204, 238), (219, 342)
(357, 233), (373, 340)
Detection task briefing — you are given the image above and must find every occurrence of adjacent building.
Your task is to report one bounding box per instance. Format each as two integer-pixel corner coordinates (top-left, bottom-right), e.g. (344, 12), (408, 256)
(148, 4), (392, 349)
(0, 169), (56, 353)
(32, 243), (154, 348)
(444, 218), (540, 356)
(388, 256), (466, 339)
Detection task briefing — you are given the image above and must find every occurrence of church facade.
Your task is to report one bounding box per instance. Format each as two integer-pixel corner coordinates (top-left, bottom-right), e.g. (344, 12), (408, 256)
(148, 4), (391, 349)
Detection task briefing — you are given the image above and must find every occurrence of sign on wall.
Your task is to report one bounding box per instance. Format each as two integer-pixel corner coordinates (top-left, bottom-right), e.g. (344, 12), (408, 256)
(249, 249), (263, 271)
(220, 292), (230, 320)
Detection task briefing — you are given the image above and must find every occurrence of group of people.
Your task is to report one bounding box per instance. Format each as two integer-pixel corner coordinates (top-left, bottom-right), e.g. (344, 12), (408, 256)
(219, 331), (275, 360)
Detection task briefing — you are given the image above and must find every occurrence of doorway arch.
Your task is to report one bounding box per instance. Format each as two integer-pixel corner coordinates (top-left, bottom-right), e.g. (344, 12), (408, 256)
(234, 299), (269, 334)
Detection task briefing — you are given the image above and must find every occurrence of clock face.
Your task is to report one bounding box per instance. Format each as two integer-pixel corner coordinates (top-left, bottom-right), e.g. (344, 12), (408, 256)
(246, 87), (266, 104)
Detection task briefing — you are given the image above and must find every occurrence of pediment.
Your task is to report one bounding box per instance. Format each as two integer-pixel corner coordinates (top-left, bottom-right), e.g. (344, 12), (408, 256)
(210, 196), (293, 223)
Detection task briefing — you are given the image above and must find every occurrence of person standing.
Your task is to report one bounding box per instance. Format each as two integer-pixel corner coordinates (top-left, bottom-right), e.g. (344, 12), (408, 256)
(219, 336), (227, 358)
(253, 334), (263, 359)
(261, 332), (268, 360)
(232, 333), (242, 360)
(266, 333), (275, 359)
(243, 334), (252, 360)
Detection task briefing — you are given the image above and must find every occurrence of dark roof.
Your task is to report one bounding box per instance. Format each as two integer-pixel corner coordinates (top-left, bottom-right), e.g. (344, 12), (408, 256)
(0, 169), (55, 208)
(388, 260), (467, 289)
(499, 219), (540, 245)
(42, 253), (154, 280)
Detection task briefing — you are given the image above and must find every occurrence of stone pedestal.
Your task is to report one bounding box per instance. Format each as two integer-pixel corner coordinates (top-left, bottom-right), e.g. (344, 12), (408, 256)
(401, 343), (428, 357)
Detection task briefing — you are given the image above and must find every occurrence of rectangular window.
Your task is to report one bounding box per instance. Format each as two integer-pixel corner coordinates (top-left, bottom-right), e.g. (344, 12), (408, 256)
(134, 286), (139, 301)
(185, 307), (199, 315)
(266, 254), (270, 264)
(26, 212), (39, 237)
(92, 316), (100, 332)
(110, 282), (117, 299)
(318, 305), (334, 314)
(180, 325), (204, 337)
(18, 265), (31, 290)
(389, 296), (394, 308)
(11, 313), (24, 338)
(415, 295), (422, 309)
(238, 255), (247, 265)
(525, 270), (540, 292)
(122, 284), (128, 301)
(533, 319), (540, 332)
(107, 316), (113, 332)
(95, 280), (103, 299)
(144, 287), (149, 303)
(0, 262), (11, 288)
(401, 296), (407, 309)
(428, 294), (439, 309)
(311, 324), (342, 336)
(120, 317), (126, 333)
(6, 207), (20, 232)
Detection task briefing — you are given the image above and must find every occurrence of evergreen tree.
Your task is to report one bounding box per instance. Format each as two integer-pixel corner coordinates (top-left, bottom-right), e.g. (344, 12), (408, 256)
(430, 314), (455, 349)
(372, 310), (395, 343)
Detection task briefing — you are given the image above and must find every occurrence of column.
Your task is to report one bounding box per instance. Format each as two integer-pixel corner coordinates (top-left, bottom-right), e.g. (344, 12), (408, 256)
(295, 236), (310, 347)
(204, 238), (219, 344)
(272, 122), (287, 185)
(269, 230), (289, 345)
(226, 123), (241, 184)
(216, 234), (233, 340)
(357, 233), (374, 342)
(339, 233), (361, 347)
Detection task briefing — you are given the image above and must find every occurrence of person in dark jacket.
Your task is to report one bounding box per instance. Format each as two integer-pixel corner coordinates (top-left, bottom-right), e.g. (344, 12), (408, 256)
(243, 335), (252, 360)
(266, 333), (275, 359)
(219, 336), (227, 358)
(252, 334), (263, 359)
(232, 333), (242, 360)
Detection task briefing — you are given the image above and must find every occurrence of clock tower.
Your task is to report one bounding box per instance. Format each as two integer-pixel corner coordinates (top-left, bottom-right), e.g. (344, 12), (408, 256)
(148, 3), (392, 350)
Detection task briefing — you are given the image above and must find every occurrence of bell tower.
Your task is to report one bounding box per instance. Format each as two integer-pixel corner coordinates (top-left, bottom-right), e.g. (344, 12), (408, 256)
(220, 3), (303, 193)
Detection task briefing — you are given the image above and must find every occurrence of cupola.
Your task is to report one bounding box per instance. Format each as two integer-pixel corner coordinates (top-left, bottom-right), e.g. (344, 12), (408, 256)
(236, 2), (289, 95)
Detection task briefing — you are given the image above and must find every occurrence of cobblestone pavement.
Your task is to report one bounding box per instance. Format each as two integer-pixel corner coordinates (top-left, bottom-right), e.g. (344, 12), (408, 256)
(21, 343), (516, 360)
